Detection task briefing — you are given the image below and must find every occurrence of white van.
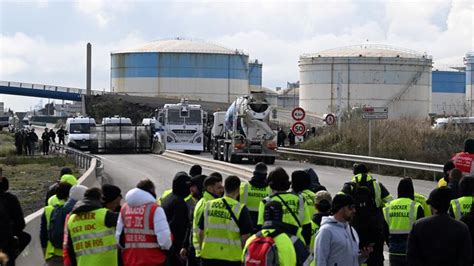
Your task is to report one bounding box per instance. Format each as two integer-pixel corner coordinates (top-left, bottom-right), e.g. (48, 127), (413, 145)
(433, 117), (474, 130)
(66, 117), (96, 150)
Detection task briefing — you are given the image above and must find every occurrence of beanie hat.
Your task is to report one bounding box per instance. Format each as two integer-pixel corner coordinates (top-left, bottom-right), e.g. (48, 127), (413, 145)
(443, 161), (455, 177)
(397, 177), (415, 199)
(60, 174), (78, 186)
(172, 171), (191, 198)
(191, 174), (207, 193)
(189, 165), (202, 177)
(254, 162), (268, 176)
(353, 163), (368, 175)
(427, 187), (452, 213)
(69, 185), (88, 201)
(291, 170), (311, 193)
(102, 184), (122, 204)
(267, 167), (290, 191)
(330, 194), (354, 214)
(60, 167), (73, 177)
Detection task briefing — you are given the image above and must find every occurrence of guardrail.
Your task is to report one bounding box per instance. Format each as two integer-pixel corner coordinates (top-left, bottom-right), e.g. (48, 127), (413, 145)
(277, 147), (444, 176)
(16, 144), (103, 266)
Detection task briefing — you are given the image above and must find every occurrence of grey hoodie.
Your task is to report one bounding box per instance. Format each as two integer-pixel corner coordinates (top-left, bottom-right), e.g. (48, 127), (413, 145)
(314, 216), (363, 266)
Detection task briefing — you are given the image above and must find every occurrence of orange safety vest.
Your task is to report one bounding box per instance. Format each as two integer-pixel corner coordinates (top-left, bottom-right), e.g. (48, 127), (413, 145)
(121, 203), (166, 266)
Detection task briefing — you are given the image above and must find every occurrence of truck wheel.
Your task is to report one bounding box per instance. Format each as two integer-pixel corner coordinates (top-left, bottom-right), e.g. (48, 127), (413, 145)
(218, 143), (224, 161)
(263, 157), (276, 165)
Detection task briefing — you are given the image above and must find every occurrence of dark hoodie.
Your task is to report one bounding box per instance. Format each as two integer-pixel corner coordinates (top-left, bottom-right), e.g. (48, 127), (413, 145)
(161, 172), (191, 250)
(304, 168), (326, 192)
(0, 177), (27, 254)
(249, 172), (267, 188)
(66, 198), (117, 266)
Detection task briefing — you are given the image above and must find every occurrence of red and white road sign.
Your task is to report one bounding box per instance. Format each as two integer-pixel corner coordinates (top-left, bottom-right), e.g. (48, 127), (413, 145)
(325, 113), (336, 125)
(292, 122), (306, 136)
(291, 107), (306, 121)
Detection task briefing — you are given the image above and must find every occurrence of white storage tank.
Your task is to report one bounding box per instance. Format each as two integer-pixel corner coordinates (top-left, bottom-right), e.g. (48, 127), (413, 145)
(299, 45), (433, 118)
(111, 38), (259, 103)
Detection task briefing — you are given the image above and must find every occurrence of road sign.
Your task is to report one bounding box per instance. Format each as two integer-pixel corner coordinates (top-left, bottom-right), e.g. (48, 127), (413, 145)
(292, 122), (306, 136)
(291, 107), (306, 121)
(325, 113), (336, 125)
(362, 106), (388, 120)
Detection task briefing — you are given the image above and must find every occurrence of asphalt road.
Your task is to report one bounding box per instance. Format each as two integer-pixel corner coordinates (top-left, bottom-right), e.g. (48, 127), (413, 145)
(98, 152), (437, 199)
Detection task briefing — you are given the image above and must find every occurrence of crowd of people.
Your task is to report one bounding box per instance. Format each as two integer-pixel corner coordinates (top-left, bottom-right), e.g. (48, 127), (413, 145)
(13, 126), (67, 156)
(2, 158), (474, 266)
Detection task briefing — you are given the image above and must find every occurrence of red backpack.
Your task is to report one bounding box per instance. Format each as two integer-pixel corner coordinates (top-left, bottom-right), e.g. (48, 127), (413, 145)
(244, 230), (282, 266)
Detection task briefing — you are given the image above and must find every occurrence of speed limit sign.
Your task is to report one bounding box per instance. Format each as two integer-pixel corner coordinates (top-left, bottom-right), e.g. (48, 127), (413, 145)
(291, 107), (306, 121)
(292, 122), (306, 136)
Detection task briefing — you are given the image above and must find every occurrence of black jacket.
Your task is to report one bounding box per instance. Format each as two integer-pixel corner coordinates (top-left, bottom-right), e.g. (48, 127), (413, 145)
(161, 172), (190, 249)
(407, 213), (472, 266)
(461, 210), (474, 264)
(0, 177), (26, 252)
(66, 199), (117, 266)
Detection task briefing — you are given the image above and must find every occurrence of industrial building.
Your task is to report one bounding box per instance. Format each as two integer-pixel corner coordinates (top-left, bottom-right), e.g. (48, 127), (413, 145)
(431, 68), (466, 116)
(299, 45), (433, 118)
(111, 38), (262, 103)
(466, 53), (474, 116)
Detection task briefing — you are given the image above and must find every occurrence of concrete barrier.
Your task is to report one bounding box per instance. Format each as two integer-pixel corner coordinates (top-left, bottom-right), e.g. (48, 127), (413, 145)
(16, 158), (100, 266)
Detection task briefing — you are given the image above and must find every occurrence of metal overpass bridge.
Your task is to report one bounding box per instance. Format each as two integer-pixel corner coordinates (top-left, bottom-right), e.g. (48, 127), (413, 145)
(0, 80), (105, 101)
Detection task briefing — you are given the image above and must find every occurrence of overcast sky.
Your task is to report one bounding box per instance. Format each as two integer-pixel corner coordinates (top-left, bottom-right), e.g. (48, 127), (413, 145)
(1, 0), (473, 111)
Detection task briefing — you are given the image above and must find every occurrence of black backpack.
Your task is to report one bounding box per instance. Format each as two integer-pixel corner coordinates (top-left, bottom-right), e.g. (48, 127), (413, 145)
(48, 205), (67, 249)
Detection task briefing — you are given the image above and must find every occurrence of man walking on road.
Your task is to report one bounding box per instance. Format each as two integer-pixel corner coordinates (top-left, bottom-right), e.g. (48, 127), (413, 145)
(240, 162), (270, 232)
(383, 178), (424, 266)
(42, 128), (50, 155)
(198, 175), (253, 266)
(66, 188), (118, 266)
(56, 126), (66, 145)
(314, 194), (372, 266)
(407, 187), (472, 266)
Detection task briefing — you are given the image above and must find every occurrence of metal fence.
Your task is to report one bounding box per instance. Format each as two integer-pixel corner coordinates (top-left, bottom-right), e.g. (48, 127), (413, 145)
(51, 143), (103, 174)
(277, 147), (444, 177)
(90, 125), (153, 153)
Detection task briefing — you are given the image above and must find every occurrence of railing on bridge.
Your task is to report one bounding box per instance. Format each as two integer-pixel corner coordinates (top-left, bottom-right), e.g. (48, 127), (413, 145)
(0, 80), (107, 96)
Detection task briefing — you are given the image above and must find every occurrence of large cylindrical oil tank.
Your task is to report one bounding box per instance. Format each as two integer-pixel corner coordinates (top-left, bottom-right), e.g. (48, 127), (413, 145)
(249, 60), (263, 91)
(111, 39), (254, 103)
(466, 52), (474, 116)
(299, 45), (433, 118)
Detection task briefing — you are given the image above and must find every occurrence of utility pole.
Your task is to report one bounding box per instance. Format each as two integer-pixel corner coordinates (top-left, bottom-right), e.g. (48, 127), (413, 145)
(84, 43), (92, 116)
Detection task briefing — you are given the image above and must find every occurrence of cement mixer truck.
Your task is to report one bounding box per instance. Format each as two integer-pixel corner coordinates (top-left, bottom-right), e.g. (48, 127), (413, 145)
(211, 91), (277, 164)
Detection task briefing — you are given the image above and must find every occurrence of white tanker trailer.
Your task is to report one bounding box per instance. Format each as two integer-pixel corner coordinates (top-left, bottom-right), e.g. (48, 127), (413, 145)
(211, 91), (277, 164)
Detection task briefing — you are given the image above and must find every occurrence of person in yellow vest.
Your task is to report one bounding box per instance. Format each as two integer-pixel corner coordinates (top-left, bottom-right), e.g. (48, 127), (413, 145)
(65, 187), (119, 266)
(414, 192), (431, 217)
(291, 170), (317, 216)
(44, 167), (73, 205)
(309, 190), (332, 263)
(243, 201), (310, 266)
(192, 173), (224, 263)
(449, 176), (474, 220)
(239, 162), (270, 233)
(47, 174), (78, 206)
(40, 182), (72, 265)
(438, 161), (455, 188)
(257, 167), (312, 245)
(198, 175), (253, 266)
(383, 178), (424, 266)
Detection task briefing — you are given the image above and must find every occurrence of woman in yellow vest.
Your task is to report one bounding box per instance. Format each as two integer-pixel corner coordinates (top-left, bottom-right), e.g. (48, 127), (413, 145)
(449, 176), (474, 220)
